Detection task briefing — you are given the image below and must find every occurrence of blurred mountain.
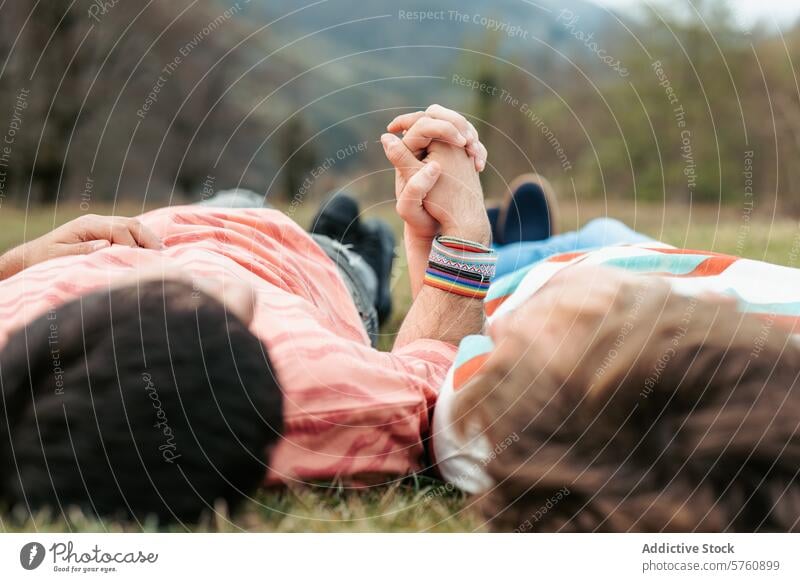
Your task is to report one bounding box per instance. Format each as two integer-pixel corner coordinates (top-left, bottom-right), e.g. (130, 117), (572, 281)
(236, 0), (624, 186)
(9, 0), (794, 210)
(0, 0), (628, 204)
(250, 0), (617, 69)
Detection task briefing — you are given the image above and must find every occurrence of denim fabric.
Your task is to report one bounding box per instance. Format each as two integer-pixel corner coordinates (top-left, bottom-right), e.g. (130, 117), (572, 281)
(311, 234), (379, 346)
(494, 217), (654, 278)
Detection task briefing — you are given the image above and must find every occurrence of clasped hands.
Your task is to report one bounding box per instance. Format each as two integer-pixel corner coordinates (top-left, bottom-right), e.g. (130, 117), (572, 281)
(381, 104), (491, 248)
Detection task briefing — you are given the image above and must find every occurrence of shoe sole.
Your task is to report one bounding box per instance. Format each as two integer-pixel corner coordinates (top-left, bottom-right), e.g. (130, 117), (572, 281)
(497, 173), (559, 243)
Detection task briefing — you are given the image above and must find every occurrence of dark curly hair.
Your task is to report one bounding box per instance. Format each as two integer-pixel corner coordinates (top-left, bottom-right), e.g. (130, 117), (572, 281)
(0, 279), (282, 524)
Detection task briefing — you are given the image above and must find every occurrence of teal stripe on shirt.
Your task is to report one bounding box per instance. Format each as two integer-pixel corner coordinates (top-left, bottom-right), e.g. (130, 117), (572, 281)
(455, 335), (496, 369)
(601, 254), (711, 275)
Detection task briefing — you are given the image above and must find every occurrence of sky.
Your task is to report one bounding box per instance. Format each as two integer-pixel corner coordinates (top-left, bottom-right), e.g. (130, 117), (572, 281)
(591, 0), (800, 30)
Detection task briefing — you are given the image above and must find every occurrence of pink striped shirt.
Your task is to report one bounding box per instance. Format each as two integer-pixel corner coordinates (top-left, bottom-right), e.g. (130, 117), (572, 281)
(0, 207), (457, 485)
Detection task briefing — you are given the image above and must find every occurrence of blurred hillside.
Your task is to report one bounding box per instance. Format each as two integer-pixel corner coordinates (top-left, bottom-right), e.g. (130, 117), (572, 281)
(1, 0), (799, 214)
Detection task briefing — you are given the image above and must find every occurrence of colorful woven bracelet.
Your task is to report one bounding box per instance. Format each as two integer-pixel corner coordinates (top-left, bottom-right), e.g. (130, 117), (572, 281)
(424, 235), (497, 299)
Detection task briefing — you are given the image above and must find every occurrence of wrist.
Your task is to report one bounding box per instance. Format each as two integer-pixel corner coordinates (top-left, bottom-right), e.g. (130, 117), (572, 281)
(423, 234), (497, 301)
(440, 218), (492, 247)
(404, 226), (434, 247)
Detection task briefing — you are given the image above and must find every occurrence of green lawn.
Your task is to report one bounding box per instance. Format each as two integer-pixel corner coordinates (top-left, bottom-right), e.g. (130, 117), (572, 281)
(1, 200), (798, 532)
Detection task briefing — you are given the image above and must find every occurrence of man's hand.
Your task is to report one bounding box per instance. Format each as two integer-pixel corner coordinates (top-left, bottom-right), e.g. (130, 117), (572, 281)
(423, 140), (490, 245)
(387, 104), (488, 172)
(0, 214), (162, 280)
(382, 107), (490, 246)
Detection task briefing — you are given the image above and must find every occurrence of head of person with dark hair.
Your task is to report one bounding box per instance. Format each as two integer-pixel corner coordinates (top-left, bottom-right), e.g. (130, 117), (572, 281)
(456, 265), (800, 532)
(0, 279), (282, 524)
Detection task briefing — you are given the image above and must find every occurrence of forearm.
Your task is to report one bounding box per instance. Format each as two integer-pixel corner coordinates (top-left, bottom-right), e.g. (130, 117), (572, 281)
(404, 227), (433, 299)
(0, 245), (23, 280)
(398, 211), (492, 347)
(395, 283), (485, 348)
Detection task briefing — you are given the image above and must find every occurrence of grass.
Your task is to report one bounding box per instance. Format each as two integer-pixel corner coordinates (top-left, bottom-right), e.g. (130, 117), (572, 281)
(0, 199), (798, 532)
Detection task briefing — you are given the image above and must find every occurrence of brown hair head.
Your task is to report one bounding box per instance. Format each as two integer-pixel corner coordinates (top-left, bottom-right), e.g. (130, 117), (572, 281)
(457, 277), (800, 532)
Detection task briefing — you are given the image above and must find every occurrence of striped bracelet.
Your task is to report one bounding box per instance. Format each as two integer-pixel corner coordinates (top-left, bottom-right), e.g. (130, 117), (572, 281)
(424, 235), (497, 299)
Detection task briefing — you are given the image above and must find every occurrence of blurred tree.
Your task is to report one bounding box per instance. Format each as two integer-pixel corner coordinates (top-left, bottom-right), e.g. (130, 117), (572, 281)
(2, 0), (799, 214)
(455, 31), (503, 192)
(0, 0), (288, 206)
(277, 116), (318, 202)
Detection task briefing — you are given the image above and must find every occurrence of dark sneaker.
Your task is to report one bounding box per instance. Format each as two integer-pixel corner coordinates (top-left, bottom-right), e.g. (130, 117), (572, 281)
(352, 218), (396, 325)
(486, 206), (503, 244)
(310, 192), (396, 325)
(496, 174), (559, 245)
(309, 191), (362, 244)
